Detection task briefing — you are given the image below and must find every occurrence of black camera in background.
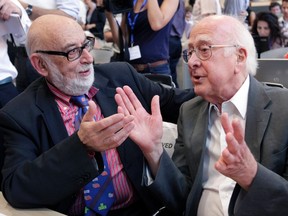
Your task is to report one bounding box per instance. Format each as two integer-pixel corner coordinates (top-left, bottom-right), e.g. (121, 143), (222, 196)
(103, 0), (134, 14)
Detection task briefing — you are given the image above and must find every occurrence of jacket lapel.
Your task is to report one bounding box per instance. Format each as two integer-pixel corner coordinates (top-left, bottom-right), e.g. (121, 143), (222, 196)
(35, 79), (68, 145)
(245, 77), (271, 162)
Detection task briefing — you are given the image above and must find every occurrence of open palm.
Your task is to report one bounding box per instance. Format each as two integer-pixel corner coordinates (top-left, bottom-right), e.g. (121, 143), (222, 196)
(115, 86), (163, 154)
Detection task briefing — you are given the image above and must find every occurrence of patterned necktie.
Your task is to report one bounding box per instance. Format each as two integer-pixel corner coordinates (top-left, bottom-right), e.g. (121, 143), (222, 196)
(70, 95), (115, 216)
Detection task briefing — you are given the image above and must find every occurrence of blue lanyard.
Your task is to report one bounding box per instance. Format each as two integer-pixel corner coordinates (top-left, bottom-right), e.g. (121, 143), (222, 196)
(127, 0), (147, 46)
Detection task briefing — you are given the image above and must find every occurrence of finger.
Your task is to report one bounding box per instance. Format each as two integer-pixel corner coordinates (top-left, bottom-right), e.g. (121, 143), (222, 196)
(116, 87), (135, 114)
(215, 157), (227, 172)
(123, 85), (143, 110)
(231, 118), (245, 145)
(94, 113), (126, 131)
(220, 112), (233, 135)
(151, 95), (162, 119)
(82, 100), (97, 122)
(100, 115), (134, 136)
(109, 121), (135, 146)
(99, 117), (135, 149)
(215, 148), (237, 173)
(225, 131), (240, 155)
(117, 105), (125, 115)
(115, 91), (129, 116)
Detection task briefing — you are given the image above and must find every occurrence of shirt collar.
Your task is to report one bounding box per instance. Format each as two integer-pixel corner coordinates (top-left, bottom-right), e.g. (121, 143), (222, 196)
(209, 76), (250, 121)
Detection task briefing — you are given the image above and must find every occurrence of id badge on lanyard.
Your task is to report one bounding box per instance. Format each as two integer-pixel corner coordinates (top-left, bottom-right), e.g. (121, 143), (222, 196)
(127, 0), (147, 60)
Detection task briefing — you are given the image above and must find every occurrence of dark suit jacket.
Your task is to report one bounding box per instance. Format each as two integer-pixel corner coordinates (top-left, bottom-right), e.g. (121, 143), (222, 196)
(167, 75), (288, 216)
(0, 62), (194, 215)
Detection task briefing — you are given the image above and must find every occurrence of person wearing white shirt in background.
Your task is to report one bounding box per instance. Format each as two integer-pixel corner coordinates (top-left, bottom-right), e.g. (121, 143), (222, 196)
(192, 0), (222, 23)
(223, 0), (250, 27)
(0, 0), (30, 105)
(184, 5), (194, 40)
(279, 0), (288, 46)
(18, 0), (80, 21)
(0, 0), (30, 189)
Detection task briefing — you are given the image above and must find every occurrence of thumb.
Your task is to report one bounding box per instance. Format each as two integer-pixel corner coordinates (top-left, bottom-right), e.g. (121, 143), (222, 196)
(82, 100), (97, 122)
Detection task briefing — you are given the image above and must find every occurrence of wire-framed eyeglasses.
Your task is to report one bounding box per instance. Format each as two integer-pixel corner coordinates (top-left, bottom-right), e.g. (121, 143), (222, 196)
(182, 44), (238, 63)
(35, 36), (95, 62)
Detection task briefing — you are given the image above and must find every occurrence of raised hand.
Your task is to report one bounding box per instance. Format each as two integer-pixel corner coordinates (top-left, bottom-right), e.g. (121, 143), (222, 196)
(78, 100), (135, 152)
(215, 112), (257, 190)
(115, 86), (163, 175)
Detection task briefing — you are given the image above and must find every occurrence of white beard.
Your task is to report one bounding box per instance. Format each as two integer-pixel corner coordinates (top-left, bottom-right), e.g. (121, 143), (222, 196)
(47, 62), (95, 96)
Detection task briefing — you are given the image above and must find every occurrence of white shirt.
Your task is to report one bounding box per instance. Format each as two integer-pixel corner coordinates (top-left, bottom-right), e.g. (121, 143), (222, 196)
(0, 0), (30, 81)
(22, 0), (80, 20)
(198, 76), (250, 216)
(192, 0), (222, 22)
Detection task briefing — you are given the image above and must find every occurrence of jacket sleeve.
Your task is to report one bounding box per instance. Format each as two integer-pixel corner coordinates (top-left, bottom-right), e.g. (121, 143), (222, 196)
(230, 163), (288, 216)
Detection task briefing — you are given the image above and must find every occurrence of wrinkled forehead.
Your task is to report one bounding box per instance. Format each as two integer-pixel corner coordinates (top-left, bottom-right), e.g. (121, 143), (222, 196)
(189, 21), (231, 47)
(47, 25), (86, 50)
(29, 15), (86, 51)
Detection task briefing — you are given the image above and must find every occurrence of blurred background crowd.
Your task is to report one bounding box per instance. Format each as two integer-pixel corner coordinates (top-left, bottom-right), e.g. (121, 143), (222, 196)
(2, 0), (287, 92)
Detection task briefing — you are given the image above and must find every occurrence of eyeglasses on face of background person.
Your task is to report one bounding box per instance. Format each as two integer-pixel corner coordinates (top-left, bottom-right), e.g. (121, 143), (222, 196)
(35, 36), (95, 62)
(182, 44), (238, 63)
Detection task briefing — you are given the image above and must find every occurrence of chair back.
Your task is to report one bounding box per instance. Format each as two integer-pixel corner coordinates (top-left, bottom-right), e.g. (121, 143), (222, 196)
(260, 47), (288, 58)
(255, 58), (288, 88)
(144, 74), (176, 88)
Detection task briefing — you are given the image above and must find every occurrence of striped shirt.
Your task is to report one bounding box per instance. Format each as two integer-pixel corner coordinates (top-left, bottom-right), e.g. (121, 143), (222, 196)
(47, 82), (135, 214)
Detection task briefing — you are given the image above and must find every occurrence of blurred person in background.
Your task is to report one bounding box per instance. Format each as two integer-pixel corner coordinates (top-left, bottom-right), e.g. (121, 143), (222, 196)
(106, 0), (179, 76)
(223, 0), (249, 27)
(103, 13), (122, 61)
(0, 0), (30, 189)
(169, 0), (186, 88)
(192, 0), (221, 23)
(269, 1), (282, 18)
(279, 0), (288, 46)
(252, 11), (284, 50)
(83, 0), (106, 40)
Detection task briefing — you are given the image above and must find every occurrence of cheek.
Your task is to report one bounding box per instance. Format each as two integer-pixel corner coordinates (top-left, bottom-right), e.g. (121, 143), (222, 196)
(58, 62), (78, 78)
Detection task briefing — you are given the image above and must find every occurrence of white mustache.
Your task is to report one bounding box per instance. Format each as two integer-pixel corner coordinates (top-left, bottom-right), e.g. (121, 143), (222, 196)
(78, 64), (93, 72)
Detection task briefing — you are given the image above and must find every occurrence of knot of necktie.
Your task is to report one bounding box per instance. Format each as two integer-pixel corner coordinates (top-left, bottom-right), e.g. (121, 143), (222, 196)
(70, 95), (89, 108)
(70, 95), (89, 130)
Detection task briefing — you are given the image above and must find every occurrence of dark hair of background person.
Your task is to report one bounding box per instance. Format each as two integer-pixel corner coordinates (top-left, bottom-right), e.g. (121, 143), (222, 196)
(269, 2), (282, 11)
(251, 11), (283, 47)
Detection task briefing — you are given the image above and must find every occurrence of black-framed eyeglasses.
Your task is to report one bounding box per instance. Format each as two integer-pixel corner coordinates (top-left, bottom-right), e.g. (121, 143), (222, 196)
(182, 44), (238, 63)
(35, 36), (95, 62)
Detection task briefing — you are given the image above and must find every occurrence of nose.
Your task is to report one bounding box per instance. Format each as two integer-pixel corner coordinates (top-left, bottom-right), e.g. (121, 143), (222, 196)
(258, 29), (266, 37)
(187, 54), (201, 73)
(80, 49), (94, 64)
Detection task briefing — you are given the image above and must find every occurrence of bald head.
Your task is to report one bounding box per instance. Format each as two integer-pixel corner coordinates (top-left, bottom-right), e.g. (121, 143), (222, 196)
(26, 14), (85, 56)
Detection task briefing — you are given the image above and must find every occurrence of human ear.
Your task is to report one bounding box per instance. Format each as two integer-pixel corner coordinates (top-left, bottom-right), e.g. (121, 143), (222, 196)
(29, 54), (49, 76)
(236, 47), (247, 63)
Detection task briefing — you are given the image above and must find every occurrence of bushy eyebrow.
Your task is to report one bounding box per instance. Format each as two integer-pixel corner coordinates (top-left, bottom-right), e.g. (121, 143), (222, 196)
(188, 39), (213, 49)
